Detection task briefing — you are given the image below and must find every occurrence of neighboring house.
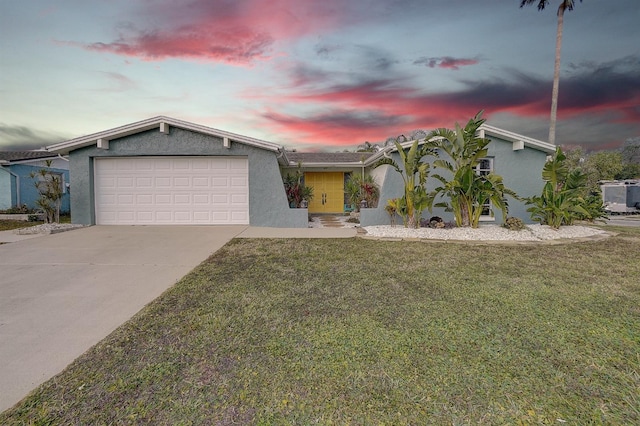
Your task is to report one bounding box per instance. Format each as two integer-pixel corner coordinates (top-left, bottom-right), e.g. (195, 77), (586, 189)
(0, 151), (71, 212)
(45, 116), (554, 227)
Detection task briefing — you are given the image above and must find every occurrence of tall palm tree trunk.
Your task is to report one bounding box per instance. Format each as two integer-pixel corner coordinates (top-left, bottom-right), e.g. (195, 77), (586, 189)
(549, 4), (566, 145)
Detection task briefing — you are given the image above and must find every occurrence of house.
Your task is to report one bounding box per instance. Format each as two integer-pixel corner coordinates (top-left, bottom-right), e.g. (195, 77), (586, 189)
(282, 124), (556, 226)
(45, 116), (554, 227)
(0, 151), (71, 212)
(45, 116), (307, 227)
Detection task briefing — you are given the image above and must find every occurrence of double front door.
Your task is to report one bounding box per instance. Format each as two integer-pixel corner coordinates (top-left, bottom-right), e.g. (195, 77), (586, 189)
(304, 172), (344, 213)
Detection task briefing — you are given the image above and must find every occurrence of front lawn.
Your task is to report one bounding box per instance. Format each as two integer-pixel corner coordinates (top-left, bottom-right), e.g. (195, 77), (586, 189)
(2, 227), (639, 424)
(0, 220), (44, 232)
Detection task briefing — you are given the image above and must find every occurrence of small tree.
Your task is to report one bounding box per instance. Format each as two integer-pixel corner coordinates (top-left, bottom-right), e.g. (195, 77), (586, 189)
(426, 111), (517, 228)
(380, 136), (435, 228)
(30, 160), (63, 223)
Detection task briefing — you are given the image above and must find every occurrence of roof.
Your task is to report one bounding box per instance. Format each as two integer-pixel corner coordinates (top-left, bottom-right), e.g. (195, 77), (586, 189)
(46, 116), (284, 155)
(0, 151), (60, 164)
(284, 151), (374, 167)
(364, 124), (556, 165)
(479, 124), (555, 153)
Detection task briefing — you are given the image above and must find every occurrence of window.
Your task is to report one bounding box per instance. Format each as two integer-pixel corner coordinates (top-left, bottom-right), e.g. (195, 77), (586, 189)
(476, 158), (494, 218)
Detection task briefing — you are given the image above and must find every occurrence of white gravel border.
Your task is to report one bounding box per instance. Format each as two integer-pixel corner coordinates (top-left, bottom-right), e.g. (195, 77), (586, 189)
(362, 224), (608, 241)
(15, 223), (86, 235)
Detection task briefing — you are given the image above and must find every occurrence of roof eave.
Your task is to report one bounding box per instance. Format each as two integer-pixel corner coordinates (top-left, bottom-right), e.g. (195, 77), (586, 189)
(46, 116), (284, 154)
(480, 124), (555, 153)
(285, 161), (368, 168)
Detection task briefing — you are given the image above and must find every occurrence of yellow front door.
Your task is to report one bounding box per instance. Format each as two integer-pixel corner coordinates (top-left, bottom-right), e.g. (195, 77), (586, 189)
(305, 172), (345, 213)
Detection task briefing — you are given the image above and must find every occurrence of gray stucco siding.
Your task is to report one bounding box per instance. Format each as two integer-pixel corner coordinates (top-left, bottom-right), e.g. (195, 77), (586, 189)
(485, 137), (547, 223)
(69, 127), (306, 227)
(360, 139), (547, 226)
(0, 168), (11, 210)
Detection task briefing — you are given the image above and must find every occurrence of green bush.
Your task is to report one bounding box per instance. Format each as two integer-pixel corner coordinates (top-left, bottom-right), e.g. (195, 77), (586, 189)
(527, 147), (607, 228)
(0, 204), (38, 214)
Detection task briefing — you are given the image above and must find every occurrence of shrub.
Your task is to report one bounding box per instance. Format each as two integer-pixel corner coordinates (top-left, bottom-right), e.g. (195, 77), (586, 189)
(526, 147), (606, 228)
(0, 204), (36, 214)
(283, 167), (314, 208)
(345, 174), (380, 211)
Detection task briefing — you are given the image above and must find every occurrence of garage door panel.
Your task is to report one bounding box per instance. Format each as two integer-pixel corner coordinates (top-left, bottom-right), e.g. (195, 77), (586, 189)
(193, 194), (209, 204)
(193, 177), (210, 187)
(212, 177), (229, 187)
(136, 196), (153, 206)
(155, 177), (171, 187)
(155, 194), (171, 204)
(174, 194), (190, 204)
(116, 161), (134, 171)
(231, 193), (248, 204)
(95, 157), (249, 225)
(117, 194), (134, 204)
(136, 177), (153, 187)
(231, 177), (247, 187)
(117, 177), (134, 188)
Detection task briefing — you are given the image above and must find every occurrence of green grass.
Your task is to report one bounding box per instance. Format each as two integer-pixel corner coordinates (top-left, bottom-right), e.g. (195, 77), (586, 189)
(2, 227), (639, 424)
(0, 220), (44, 231)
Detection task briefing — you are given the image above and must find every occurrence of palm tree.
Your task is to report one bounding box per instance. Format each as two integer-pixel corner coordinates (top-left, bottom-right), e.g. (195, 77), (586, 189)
(520, 0), (582, 145)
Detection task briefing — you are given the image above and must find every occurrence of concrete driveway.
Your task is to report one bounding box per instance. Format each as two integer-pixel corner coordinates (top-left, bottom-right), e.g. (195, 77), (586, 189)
(0, 225), (246, 412)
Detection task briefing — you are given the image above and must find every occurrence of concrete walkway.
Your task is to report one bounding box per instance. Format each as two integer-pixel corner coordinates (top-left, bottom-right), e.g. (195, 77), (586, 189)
(0, 225), (247, 412)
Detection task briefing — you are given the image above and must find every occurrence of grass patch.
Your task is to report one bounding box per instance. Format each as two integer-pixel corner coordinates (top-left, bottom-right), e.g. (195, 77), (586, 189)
(0, 220), (44, 232)
(2, 228), (639, 424)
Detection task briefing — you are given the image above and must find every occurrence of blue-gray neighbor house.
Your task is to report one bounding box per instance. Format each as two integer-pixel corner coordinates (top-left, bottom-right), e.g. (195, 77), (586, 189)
(45, 116), (555, 227)
(0, 151), (71, 213)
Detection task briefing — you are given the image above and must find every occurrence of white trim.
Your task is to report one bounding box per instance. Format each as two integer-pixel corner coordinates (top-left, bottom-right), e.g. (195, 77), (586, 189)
(477, 157), (495, 222)
(160, 122), (170, 134)
(46, 116), (283, 154)
(512, 140), (525, 151)
(97, 138), (109, 150)
(2, 156), (64, 166)
(479, 124), (555, 153)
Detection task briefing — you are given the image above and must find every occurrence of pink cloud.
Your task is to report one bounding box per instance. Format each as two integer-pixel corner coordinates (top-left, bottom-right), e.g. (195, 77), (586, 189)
(259, 80), (485, 146)
(84, 26), (273, 64)
(74, 0), (350, 65)
(414, 56), (480, 70)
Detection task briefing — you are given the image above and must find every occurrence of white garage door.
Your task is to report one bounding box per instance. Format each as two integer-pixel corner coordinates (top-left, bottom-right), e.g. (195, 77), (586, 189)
(94, 157), (249, 225)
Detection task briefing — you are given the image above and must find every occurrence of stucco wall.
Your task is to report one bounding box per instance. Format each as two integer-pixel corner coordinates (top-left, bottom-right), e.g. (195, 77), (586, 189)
(69, 127), (307, 227)
(360, 138), (548, 226)
(485, 136), (547, 222)
(0, 168), (11, 210)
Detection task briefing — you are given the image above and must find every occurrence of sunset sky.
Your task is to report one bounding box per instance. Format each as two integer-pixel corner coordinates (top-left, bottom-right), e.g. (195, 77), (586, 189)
(1, 0), (638, 152)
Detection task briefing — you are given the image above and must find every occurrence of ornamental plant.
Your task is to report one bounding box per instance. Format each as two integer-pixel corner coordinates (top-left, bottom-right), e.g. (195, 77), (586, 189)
(526, 147), (593, 228)
(345, 174), (380, 211)
(283, 166), (314, 208)
(425, 111), (517, 228)
(379, 137), (435, 228)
